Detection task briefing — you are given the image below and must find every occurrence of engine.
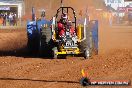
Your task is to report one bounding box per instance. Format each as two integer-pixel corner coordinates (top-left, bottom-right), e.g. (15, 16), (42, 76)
(60, 23), (78, 48)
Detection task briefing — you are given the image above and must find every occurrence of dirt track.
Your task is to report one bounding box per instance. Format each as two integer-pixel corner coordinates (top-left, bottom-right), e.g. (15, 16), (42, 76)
(0, 25), (131, 88)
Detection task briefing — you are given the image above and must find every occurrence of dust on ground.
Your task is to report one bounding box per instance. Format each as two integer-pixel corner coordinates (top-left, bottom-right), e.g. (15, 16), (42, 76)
(0, 25), (131, 88)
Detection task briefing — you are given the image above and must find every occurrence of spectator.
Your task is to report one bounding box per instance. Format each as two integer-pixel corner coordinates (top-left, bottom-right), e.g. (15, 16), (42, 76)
(13, 13), (17, 26)
(6, 13), (9, 25)
(9, 13), (13, 26)
(3, 13), (7, 26)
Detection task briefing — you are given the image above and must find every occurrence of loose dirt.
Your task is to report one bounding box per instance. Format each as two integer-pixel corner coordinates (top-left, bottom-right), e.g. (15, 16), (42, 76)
(0, 25), (131, 88)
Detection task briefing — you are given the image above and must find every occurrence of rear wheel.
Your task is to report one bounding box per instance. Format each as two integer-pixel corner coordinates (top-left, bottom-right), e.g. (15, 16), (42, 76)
(79, 26), (92, 59)
(79, 21), (98, 59)
(27, 33), (40, 55)
(52, 47), (58, 59)
(39, 27), (53, 57)
(84, 49), (90, 59)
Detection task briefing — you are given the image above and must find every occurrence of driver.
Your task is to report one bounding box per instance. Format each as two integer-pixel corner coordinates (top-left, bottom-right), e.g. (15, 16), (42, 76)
(58, 13), (68, 38)
(58, 13), (75, 38)
(60, 13), (68, 24)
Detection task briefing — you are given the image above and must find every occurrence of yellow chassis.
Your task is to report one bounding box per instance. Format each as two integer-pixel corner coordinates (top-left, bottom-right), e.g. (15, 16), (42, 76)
(56, 48), (81, 55)
(52, 23), (83, 56)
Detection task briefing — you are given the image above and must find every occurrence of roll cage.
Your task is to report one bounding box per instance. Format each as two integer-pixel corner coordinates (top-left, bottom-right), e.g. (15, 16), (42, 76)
(55, 7), (77, 30)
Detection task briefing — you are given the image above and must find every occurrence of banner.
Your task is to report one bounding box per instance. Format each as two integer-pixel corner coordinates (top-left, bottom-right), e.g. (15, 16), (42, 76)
(107, 0), (122, 3)
(118, 7), (132, 12)
(0, 6), (10, 10)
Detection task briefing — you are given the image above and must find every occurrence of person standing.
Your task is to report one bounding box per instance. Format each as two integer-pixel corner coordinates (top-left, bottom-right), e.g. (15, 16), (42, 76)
(13, 13), (17, 26)
(3, 13), (7, 26)
(9, 13), (13, 26)
(0, 13), (3, 25)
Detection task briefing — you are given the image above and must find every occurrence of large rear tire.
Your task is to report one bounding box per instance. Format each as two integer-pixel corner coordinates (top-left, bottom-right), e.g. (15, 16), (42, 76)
(79, 21), (98, 59)
(39, 27), (53, 57)
(79, 26), (92, 59)
(27, 33), (40, 55)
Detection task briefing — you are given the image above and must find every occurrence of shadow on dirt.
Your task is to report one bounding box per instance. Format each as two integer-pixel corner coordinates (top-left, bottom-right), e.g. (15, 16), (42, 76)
(0, 46), (53, 59)
(0, 77), (79, 84)
(0, 47), (28, 57)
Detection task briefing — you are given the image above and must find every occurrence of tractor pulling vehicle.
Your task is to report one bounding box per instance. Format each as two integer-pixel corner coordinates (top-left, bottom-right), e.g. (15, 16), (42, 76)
(27, 6), (98, 59)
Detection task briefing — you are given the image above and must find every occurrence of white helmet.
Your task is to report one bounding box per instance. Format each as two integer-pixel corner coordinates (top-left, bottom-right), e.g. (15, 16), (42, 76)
(62, 13), (68, 19)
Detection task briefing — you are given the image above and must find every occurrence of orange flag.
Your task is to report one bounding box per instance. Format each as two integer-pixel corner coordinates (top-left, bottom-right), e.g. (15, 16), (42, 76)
(81, 69), (87, 77)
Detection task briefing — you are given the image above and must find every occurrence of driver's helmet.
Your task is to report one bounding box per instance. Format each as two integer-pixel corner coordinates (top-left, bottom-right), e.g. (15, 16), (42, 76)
(61, 13), (67, 19)
(61, 13), (68, 23)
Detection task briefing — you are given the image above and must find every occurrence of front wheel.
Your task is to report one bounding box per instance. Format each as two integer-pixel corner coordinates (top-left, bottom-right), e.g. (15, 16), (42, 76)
(27, 36), (40, 55)
(52, 47), (58, 59)
(84, 49), (90, 59)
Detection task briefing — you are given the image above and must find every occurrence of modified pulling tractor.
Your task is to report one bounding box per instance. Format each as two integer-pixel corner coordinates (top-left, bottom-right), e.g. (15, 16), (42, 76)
(27, 6), (98, 59)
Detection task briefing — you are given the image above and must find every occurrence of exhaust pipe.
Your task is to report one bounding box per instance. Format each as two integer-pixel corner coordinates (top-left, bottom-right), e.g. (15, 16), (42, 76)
(52, 17), (56, 41)
(32, 7), (35, 21)
(80, 18), (87, 42)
